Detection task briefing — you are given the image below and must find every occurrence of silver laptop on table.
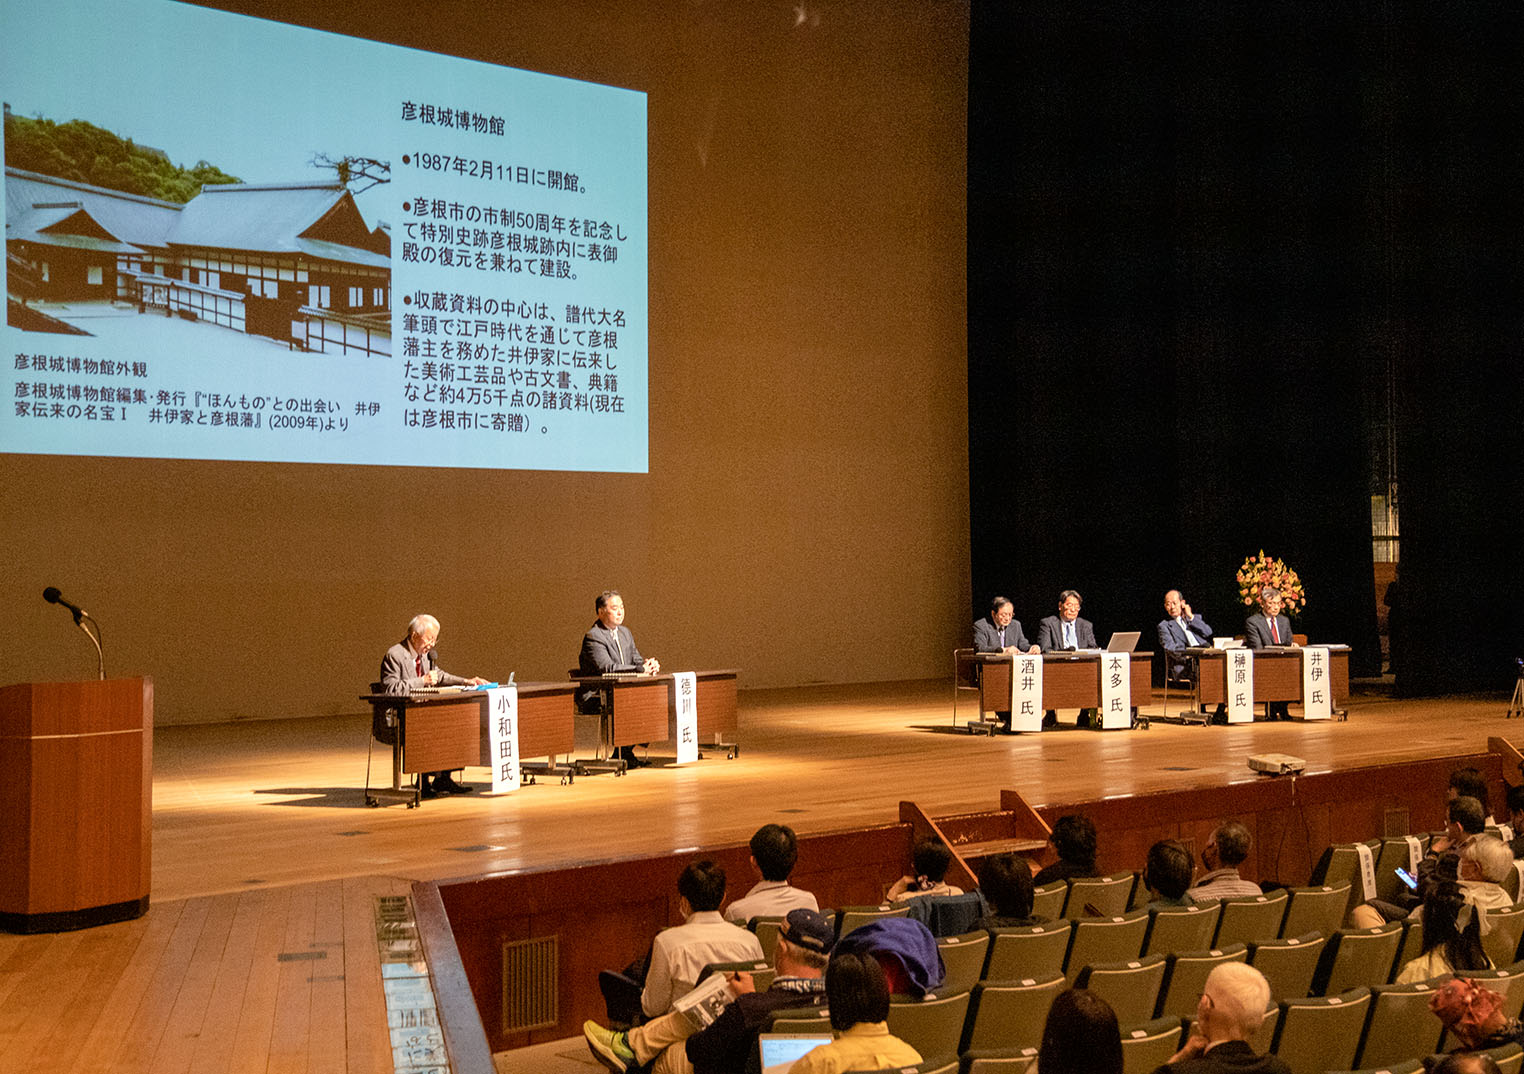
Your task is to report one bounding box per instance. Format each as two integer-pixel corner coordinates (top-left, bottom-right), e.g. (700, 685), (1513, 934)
(1105, 631), (1141, 653)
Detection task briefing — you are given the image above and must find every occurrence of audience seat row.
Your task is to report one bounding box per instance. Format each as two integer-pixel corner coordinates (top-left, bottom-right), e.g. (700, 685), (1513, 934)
(807, 982), (1524, 1074)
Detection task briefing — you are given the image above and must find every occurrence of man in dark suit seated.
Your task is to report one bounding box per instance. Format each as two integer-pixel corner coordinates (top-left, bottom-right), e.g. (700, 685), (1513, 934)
(1037, 589), (1098, 652)
(579, 589), (661, 767)
(1037, 589), (1098, 727)
(974, 595), (1039, 655)
(973, 596), (1039, 732)
(1158, 589), (1226, 721)
(1157, 589), (1214, 681)
(1243, 586), (1297, 720)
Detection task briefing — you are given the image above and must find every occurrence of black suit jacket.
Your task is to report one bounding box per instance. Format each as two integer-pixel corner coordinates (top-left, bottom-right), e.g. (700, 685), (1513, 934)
(578, 622), (645, 710)
(1038, 615), (1098, 652)
(1244, 614), (1293, 649)
(974, 616), (1033, 653)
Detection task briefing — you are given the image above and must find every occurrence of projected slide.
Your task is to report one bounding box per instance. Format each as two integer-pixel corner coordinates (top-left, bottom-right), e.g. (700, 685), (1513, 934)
(1, 0), (648, 472)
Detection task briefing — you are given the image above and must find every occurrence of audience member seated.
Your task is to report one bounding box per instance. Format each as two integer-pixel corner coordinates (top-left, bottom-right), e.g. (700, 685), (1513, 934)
(790, 951), (922, 1074)
(1458, 835), (1516, 915)
(1150, 963), (1290, 1074)
(887, 837), (964, 902)
(1429, 976), (1524, 1057)
(971, 852), (1047, 930)
(1436, 795), (1491, 859)
(1450, 766), (1498, 829)
(583, 907), (834, 1074)
(832, 917), (945, 998)
(641, 860), (765, 1018)
(1144, 839), (1196, 910)
(1431, 1054), (1502, 1074)
(1033, 814), (1100, 887)
(1352, 796), (1484, 928)
(723, 823), (819, 924)
(1395, 880), (1493, 984)
(1039, 988), (1122, 1074)
(1186, 821), (1261, 904)
(1508, 784), (1524, 859)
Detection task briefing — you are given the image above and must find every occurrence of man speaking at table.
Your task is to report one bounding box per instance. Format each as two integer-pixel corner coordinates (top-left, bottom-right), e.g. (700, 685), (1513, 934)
(579, 590), (661, 768)
(379, 613), (489, 797)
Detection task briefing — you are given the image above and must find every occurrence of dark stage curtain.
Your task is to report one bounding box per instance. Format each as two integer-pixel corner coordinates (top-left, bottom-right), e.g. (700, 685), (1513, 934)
(969, 3), (1406, 677)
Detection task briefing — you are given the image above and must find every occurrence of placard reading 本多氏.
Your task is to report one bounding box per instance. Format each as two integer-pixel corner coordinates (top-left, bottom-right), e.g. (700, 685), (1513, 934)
(0, 0), (647, 472)
(1098, 653), (1131, 730)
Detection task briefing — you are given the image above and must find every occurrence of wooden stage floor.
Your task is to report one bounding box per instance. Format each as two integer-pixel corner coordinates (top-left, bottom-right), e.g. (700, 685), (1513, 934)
(150, 679), (1516, 902)
(2, 679), (1518, 1073)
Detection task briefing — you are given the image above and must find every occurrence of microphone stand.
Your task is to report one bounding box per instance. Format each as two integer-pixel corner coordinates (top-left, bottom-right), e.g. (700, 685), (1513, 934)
(71, 609), (105, 680)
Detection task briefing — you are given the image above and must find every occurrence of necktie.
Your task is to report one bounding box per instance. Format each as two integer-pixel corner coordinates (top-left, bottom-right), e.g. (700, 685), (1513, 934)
(415, 654), (424, 677)
(613, 627), (625, 663)
(1270, 617), (1280, 644)
(1182, 619), (1201, 646)
(1064, 622), (1075, 649)
(998, 627), (1006, 647)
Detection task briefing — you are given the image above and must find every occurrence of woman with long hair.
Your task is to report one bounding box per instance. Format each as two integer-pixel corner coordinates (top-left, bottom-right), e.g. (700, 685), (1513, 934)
(1395, 879), (1492, 984)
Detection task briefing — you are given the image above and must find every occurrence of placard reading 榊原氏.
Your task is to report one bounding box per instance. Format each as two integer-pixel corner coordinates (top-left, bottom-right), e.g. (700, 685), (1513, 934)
(1, 0), (647, 473)
(1226, 649), (1255, 724)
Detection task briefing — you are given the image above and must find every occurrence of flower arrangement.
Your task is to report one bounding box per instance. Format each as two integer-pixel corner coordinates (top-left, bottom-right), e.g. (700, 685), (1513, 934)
(1237, 550), (1306, 618)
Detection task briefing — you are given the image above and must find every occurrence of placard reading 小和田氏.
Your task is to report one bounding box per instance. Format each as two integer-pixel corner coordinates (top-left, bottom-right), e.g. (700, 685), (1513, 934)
(486, 684), (519, 793)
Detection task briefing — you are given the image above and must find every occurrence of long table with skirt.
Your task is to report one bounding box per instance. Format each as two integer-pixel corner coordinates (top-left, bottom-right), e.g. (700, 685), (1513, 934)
(1187, 645), (1351, 719)
(361, 682), (577, 807)
(571, 669), (740, 760)
(953, 650), (1154, 732)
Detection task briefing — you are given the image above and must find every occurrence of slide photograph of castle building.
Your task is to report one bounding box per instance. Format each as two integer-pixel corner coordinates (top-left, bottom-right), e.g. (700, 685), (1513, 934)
(6, 107), (391, 358)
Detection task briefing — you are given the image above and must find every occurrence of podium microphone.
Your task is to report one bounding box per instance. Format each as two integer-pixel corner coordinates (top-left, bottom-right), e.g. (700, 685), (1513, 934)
(43, 586), (105, 680)
(43, 586), (90, 621)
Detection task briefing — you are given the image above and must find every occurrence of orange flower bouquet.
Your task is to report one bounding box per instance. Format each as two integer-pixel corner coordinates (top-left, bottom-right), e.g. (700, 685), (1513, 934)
(1236, 551), (1306, 618)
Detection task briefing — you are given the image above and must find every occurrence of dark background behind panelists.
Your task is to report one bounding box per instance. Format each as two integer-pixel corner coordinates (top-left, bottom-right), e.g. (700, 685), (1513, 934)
(967, 2), (1523, 696)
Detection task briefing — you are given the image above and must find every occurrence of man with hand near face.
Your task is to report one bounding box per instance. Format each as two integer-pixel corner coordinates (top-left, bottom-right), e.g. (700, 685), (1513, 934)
(1158, 589), (1215, 680)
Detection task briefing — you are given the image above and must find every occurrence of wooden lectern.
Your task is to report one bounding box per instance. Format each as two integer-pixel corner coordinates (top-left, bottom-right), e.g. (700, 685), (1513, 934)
(0, 678), (152, 933)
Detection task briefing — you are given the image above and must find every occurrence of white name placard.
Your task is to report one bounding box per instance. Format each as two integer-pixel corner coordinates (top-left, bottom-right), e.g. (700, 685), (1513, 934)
(1226, 649), (1254, 724)
(1010, 653), (1044, 733)
(672, 671), (699, 764)
(486, 685), (519, 794)
(1404, 836), (1421, 875)
(1355, 842), (1377, 901)
(1098, 653), (1131, 730)
(1300, 646), (1333, 720)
